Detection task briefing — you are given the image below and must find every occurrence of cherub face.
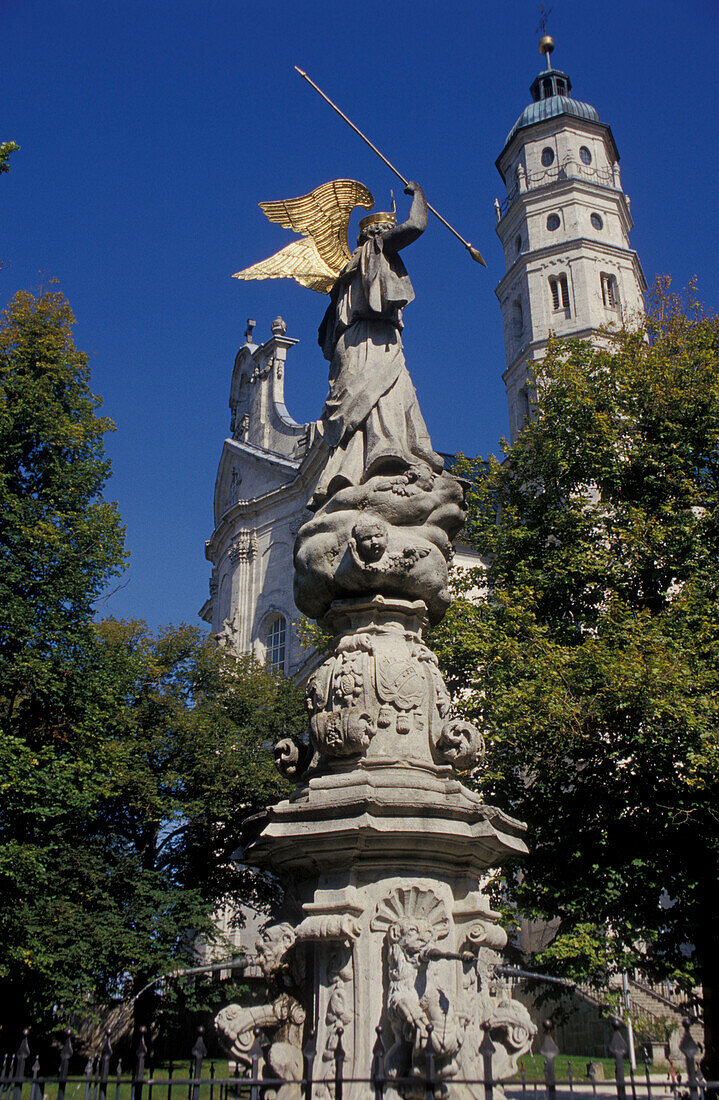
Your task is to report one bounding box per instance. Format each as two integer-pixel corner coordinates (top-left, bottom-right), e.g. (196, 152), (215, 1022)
(353, 519), (388, 563)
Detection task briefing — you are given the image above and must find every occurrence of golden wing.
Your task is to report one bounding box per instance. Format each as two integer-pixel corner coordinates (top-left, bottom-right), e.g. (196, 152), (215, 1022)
(259, 179), (374, 274)
(234, 237), (337, 294)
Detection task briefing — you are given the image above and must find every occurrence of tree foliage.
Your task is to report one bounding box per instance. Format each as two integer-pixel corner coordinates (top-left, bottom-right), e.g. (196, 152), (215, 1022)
(0, 615), (305, 1033)
(0, 289), (306, 1037)
(0, 142), (19, 175)
(431, 281), (719, 1071)
(0, 287), (127, 1028)
(0, 288), (126, 727)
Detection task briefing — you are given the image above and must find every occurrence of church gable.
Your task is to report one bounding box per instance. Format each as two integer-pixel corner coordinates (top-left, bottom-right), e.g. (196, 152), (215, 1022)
(228, 318), (315, 461)
(213, 438), (299, 526)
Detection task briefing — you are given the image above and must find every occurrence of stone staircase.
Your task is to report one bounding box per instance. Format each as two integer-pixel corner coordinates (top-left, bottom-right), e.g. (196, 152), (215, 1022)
(626, 978), (703, 1060)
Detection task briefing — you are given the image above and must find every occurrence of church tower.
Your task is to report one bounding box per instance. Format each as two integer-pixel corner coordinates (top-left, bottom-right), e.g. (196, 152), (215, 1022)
(494, 37), (646, 441)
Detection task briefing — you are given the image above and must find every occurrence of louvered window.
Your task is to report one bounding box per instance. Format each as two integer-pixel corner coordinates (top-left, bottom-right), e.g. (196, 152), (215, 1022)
(601, 272), (619, 309)
(549, 274), (570, 312)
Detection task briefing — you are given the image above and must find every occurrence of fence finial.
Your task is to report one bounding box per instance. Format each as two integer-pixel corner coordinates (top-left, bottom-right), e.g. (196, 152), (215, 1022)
(13, 1029), (30, 1100)
(610, 1018), (628, 1100)
(424, 1023), (436, 1100)
(192, 1026), (208, 1061)
(249, 1026), (262, 1100)
(334, 1027), (345, 1100)
(479, 1021), (496, 1100)
(679, 1018), (699, 1062)
(58, 1031), (73, 1100)
(372, 1025), (386, 1096)
(190, 1026), (207, 1100)
(303, 1024), (317, 1083)
(541, 1020), (559, 1100)
(541, 1020), (560, 1061)
(680, 1018), (700, 1100)
(609, 1019), (628, 1058)
(98, 1028), (113, 1100)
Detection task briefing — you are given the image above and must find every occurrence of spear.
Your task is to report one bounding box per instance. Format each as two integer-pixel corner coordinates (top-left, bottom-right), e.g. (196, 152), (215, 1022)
(294, 67), (486, 267)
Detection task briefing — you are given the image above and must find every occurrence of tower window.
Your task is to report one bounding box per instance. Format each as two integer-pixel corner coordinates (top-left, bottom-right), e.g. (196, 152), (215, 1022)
(542, 78), (552, 98)
(579, 146), (592, 165)
(549, 274), (570, 312)
(264, 614), (287, 671)
(541, 147), (555, 167)
(556, 79), (566, 95)
(547, 213), (561, 232)
(515, 234), (523, 254)
(601, 272), (620, 310)
(591, 213), (604, 231)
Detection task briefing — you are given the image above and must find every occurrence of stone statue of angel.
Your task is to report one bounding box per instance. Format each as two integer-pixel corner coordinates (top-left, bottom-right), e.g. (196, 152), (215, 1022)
(234, 179), (444, 508)
(313, 180), (445, 506)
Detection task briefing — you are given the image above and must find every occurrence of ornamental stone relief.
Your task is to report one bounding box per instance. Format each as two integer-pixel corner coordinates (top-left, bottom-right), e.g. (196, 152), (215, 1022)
(229, 528), (258, 563)
(274, 597), (485, 776)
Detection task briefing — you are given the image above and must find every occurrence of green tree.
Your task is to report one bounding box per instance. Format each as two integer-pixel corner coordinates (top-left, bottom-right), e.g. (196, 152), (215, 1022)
(0, 614), (305, 1035)
(0, 288), (306, 1041)
(0, 288), (126, 725)
(431, 282), (719, 1076)
(0, 141), (19, 175)
(0, 287), (126, 1029)
(56, 621), (303, 1033)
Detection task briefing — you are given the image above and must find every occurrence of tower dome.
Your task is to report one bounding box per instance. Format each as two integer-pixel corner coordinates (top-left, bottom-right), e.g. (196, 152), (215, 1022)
(503, 68), (601, 153)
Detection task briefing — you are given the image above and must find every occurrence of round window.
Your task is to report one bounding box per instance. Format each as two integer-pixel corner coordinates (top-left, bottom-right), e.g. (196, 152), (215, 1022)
(579, 146), (592, 165)
(591, 213), (604, 231)
(546, 213), (561, 231)
(515, 234), (522, 254)
(541, 147), (555, 167)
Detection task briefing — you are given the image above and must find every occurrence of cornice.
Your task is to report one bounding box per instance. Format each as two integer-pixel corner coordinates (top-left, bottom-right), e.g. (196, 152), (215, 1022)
(502, 326), (619, 381)
(495, 239), (646, 300)
(496, 180), (633, 239)
(222, 436), (302, 471)
(206, 438), (328, 562)
(497, 114), (620, 176)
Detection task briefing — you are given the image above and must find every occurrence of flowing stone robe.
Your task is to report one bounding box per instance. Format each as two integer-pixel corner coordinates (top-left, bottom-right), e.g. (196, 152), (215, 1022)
(312, 233), (444, 507)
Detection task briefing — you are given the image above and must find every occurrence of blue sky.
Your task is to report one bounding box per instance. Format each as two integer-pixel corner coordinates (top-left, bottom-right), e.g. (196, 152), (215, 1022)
(3, 0), (718, 629)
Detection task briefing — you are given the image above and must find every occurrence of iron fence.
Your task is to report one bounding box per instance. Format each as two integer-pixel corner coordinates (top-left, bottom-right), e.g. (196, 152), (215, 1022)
(0, 1018), (712, 1100)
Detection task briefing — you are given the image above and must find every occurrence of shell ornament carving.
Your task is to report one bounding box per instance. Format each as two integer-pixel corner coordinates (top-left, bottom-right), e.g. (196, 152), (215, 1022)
(371, 885), (449, 939)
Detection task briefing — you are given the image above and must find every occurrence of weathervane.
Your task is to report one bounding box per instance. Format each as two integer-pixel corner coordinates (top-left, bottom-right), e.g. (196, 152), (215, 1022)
(536, 4), (555, 68)
(535, 2), (552, 37)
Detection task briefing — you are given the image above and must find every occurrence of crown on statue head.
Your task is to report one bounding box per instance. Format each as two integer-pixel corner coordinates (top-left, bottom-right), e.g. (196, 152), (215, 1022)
(358, 210), (397, 233)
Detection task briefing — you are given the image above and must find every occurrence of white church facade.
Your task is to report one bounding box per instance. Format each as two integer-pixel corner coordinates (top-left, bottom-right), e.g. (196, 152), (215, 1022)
(200, 40), (646, 675)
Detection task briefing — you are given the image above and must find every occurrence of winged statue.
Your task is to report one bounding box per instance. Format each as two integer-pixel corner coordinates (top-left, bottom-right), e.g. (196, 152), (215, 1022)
(233, 179), (374, 294)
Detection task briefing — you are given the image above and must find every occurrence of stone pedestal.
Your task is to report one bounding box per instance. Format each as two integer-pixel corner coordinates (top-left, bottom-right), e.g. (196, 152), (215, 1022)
(226, 599), (536, 1098)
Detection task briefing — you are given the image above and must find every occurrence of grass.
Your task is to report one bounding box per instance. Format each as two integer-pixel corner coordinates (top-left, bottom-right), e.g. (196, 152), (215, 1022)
(510, 1055), (637, 1082)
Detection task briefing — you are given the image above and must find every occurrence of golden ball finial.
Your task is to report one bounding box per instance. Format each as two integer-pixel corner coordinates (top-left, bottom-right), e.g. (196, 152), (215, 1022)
(539, 35), (555, 56)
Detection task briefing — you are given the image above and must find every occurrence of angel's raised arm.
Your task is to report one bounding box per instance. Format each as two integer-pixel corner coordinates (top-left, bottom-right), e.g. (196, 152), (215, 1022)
(381, 183), (428, 254)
